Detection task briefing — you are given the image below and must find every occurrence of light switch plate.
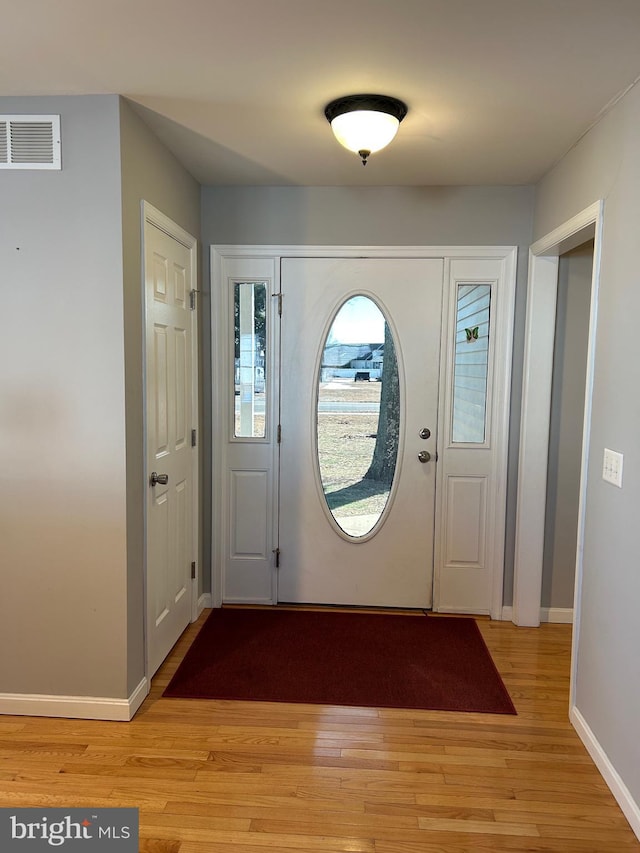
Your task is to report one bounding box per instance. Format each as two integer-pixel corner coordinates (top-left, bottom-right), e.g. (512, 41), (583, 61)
(603, 448), (623, 488)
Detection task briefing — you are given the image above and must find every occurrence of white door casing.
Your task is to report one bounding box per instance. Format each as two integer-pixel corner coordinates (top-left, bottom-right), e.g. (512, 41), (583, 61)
(278, 257), (443, 608)
(143, 203), (198, 678)
(211, 246), (516, 617)
(513, 201), (602, 659)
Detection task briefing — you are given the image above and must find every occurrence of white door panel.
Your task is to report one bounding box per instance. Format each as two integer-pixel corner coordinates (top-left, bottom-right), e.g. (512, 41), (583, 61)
(434, 257), (515, 616)
(277, 258), (443, 608)
(145, 221), (195, 677)
(218, 259), (278, 603)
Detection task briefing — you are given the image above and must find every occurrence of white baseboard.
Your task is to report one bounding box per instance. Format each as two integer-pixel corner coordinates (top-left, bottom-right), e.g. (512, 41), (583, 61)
(197, 593), (212, 616)
(128, 677), (149, 719)
(571, 706), (640, 840)
(500, 606), (573, 624)
(541, 607), (573, 623)
(0, 677), (149, 722)
(435, 607), (491, 616)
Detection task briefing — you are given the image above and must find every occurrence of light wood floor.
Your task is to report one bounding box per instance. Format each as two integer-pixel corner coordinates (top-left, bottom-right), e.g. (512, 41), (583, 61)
(1, 612), (638, 852)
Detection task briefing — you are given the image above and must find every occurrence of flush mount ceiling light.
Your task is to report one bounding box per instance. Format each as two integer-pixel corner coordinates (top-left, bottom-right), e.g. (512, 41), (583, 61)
(324, 94), (408, 165)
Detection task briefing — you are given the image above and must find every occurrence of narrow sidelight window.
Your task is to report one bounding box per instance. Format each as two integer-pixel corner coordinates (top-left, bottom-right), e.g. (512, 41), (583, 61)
(452, 283), (491, 443)
(234, 281), (267, 438)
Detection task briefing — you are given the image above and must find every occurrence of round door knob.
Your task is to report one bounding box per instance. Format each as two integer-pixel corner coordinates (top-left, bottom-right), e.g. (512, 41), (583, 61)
(417, 450), (431, 463)
(150, 472), (169, 486)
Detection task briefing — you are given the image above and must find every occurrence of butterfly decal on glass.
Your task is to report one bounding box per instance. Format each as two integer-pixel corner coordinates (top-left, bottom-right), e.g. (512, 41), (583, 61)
(465, 326), (479, 342)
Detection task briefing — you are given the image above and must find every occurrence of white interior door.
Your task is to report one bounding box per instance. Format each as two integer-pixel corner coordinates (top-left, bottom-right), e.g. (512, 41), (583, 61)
(144, 219), (195, 677)
(277, 258), (443, 608)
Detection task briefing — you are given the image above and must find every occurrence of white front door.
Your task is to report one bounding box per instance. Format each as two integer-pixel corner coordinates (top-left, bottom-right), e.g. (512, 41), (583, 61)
(144, 216), (196, 677)
(277, 258), (443, 608)
(213, 246), (516, 618)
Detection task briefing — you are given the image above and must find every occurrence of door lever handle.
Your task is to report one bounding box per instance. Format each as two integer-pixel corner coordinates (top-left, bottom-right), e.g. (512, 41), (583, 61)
(150, 472), (169, 486)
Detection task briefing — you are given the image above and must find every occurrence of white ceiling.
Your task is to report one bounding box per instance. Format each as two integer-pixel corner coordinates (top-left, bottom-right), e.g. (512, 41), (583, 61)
(3, 0), (640, 186)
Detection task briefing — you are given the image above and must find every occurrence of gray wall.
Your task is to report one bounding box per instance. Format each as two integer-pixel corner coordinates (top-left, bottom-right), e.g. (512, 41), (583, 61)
(542, 242), (593, 609)
(0, 94), (201, 703)
(201, 185), (535, 604)
(535, 83), (640, 807)
(202, 186), (534, 248)
(119, 99), (201, 692)
(0, 95), (129, 697)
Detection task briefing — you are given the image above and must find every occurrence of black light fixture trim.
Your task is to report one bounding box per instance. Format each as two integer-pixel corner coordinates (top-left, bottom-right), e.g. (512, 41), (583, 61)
(324, 94), (408, 124)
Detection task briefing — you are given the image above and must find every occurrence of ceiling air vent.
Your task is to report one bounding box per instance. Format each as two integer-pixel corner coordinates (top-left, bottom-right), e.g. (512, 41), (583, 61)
(0, 115), (61, 169)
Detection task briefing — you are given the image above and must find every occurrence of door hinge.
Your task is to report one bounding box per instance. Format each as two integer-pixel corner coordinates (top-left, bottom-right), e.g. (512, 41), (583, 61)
(191, 561), (196, 579)
(191, 428), (197, 447)
(189, 289), (198, 310)
(277, 424), (282, 444)
(273, 548), (281, 568)
(272, 291), (282, 316)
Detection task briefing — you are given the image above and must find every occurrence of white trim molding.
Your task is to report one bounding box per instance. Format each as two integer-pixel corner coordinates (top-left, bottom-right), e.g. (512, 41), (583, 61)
(197, 593), (212, 616)
(501, 606), (573, 623)
(0, 678), (149, 722)
(143, 200), (198, 250)
(571, 707), (640, 840)
(540, 607), (573, 623)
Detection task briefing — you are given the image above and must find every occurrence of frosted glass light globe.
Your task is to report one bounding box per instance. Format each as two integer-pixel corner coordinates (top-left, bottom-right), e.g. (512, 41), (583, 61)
(330, 110), (400, 155)
(324, 95), (408, 165)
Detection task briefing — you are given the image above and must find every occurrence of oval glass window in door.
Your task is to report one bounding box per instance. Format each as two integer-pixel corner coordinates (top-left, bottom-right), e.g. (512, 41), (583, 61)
(316, 295), (400, 538)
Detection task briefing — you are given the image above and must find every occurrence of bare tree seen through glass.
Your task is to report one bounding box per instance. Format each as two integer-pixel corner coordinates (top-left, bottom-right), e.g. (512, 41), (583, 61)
(364, 322), (399, 486)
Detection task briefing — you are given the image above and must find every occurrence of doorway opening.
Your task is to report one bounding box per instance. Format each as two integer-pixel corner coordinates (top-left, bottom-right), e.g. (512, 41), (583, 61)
(541, 240), (594, 622)
(512, 201), (603, 715)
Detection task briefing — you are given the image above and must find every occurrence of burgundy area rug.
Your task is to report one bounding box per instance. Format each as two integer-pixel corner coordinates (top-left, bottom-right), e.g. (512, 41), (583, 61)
(163, 608), (516, 714)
